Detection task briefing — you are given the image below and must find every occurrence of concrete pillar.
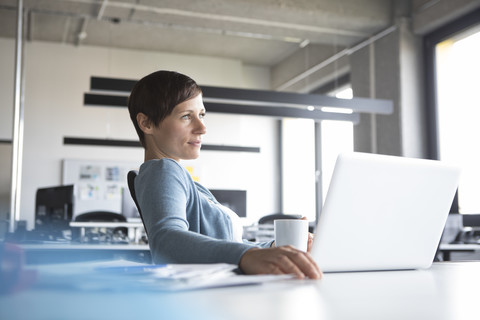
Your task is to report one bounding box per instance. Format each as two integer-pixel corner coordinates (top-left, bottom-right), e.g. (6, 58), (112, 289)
(351, 17), (428, 158)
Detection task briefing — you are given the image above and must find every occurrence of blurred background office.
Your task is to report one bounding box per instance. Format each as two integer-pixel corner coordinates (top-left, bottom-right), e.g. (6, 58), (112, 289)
(0, 0), (479, 251)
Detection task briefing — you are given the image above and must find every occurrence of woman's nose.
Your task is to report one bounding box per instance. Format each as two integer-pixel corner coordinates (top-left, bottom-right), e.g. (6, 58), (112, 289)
(194, 118), (207, 134)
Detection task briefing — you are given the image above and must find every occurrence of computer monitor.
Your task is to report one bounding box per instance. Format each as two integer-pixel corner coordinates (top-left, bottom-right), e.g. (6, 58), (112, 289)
(462, 214), (480, 227)
(209, 189), (247, 218)
(35, 185), (74, 233)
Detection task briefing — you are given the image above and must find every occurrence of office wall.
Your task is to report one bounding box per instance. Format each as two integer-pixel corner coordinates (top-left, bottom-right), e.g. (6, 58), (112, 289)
(0, 37), (278, 229)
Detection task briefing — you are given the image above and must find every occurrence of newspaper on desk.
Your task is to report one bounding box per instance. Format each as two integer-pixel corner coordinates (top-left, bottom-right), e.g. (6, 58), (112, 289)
(30, 260), (294, 292)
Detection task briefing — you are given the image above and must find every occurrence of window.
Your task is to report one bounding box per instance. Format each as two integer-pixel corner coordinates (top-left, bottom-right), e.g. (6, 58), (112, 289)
(282, 83), (353, 221)
(282, 118), (316, 221)
(321, 86), (354, 203)
(435, 25), (480, 214)
(282, 84), (354, 220)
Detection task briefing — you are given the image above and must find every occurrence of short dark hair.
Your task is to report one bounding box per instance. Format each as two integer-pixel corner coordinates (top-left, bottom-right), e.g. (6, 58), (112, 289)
(128, 70), (202, 148)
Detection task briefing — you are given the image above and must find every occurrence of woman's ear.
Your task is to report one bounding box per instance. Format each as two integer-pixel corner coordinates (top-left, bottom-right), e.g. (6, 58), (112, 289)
(136, 113), (154, 134)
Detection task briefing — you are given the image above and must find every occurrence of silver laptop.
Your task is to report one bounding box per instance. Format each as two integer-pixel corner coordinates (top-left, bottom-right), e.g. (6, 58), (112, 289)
(311, 152), (461, 273)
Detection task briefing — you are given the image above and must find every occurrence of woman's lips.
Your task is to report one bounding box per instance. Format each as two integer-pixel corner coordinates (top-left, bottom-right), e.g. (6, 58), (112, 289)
(188, 140), (202, 147)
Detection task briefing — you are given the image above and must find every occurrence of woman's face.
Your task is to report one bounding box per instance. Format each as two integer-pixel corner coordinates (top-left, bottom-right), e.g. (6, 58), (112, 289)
(148, 94), (207, 161)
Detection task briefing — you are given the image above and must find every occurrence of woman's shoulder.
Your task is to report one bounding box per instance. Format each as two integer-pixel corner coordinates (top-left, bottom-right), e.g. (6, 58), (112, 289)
(139, 158), (191, 182)
(140, 158), (182, 172)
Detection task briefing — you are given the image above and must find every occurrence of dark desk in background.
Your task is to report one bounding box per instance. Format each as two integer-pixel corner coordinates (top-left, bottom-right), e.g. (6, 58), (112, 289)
(439, 243), (480, 261)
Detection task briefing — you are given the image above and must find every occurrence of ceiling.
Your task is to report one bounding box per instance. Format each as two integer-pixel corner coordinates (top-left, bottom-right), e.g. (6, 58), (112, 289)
(0, 0), (394, 67)
(2, 0), (479, 91)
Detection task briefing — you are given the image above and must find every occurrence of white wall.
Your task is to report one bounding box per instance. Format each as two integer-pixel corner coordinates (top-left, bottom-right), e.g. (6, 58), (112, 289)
(0, 37), (276, 229)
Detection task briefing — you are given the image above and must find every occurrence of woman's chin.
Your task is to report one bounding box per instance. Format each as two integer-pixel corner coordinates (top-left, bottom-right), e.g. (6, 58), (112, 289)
(182, 153), (201, 161)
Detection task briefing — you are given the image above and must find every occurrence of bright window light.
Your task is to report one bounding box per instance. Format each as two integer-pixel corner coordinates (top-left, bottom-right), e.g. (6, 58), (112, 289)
(320, 107), (353, 114)
(436, 26), (480, 214)
(321, 86), (354, 203)
(282, 118), (316, 221)
(335, 87), (353, 99)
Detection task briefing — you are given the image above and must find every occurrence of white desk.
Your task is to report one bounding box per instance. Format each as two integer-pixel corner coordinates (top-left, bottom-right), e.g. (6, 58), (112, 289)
(20, 243), (149, 251)
(2, 261), (480, 320)
(19, 243), (151, 264)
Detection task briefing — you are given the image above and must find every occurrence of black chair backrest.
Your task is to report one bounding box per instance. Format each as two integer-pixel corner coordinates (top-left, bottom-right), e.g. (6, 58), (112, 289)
(73, 211), (128, 243)
(258, 213), (302, 224)
(74, 211), (126, 222)
(127, 170), (148, 237)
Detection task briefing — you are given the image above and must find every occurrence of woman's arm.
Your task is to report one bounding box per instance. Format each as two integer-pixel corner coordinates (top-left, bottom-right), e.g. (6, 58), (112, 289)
(136, 159), (255, 264)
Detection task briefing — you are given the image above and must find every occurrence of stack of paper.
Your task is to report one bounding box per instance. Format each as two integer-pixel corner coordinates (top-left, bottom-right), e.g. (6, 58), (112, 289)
(29, 260), (294, 292)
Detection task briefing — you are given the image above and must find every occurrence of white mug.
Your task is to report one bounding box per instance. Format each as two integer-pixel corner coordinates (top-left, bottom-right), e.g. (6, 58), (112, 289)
(274, 219), (309, 252)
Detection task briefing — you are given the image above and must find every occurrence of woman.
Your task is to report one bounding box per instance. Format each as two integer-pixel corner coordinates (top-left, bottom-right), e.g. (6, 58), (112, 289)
(128, 70), (321, 279)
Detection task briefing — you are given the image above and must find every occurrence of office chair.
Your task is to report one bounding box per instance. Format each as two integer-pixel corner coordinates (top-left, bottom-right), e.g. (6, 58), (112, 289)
(74, 211), (126, 222)
(127, 170), (148, 237)
(73, 211), (129, 244)
(258, 213), (303, 225)
(253, 214), (302, 242)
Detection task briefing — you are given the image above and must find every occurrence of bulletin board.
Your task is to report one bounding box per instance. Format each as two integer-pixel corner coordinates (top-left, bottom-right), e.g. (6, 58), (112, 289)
(62, 159), (141, 217)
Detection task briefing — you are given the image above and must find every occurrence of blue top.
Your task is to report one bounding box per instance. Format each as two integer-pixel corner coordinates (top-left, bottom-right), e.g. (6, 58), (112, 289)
(135, 158), (271, 265)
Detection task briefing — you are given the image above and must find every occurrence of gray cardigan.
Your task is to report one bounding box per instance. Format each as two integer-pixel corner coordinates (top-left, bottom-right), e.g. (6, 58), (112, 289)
(135, 158), (271, 265)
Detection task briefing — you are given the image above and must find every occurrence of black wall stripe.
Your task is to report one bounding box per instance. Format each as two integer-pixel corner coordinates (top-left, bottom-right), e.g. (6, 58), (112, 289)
(64, 137), (141, 147)
(91, 77), (136, 92)
(84, 93), (128, 107)
(201, 145), (260, 153)
(63, 137), (260, 153)
(0, 139), (12, 144)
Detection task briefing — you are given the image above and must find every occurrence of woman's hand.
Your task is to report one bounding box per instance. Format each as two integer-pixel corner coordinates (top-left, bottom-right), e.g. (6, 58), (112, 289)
(299, 216), (315, 253)
(307, 232), (314, 253)
(239, 246), (322, 279)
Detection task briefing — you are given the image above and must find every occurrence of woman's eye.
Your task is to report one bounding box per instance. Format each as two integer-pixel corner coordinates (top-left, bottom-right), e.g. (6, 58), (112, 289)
(199, 113), (206, 119)
(181, 114), (191, 120)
